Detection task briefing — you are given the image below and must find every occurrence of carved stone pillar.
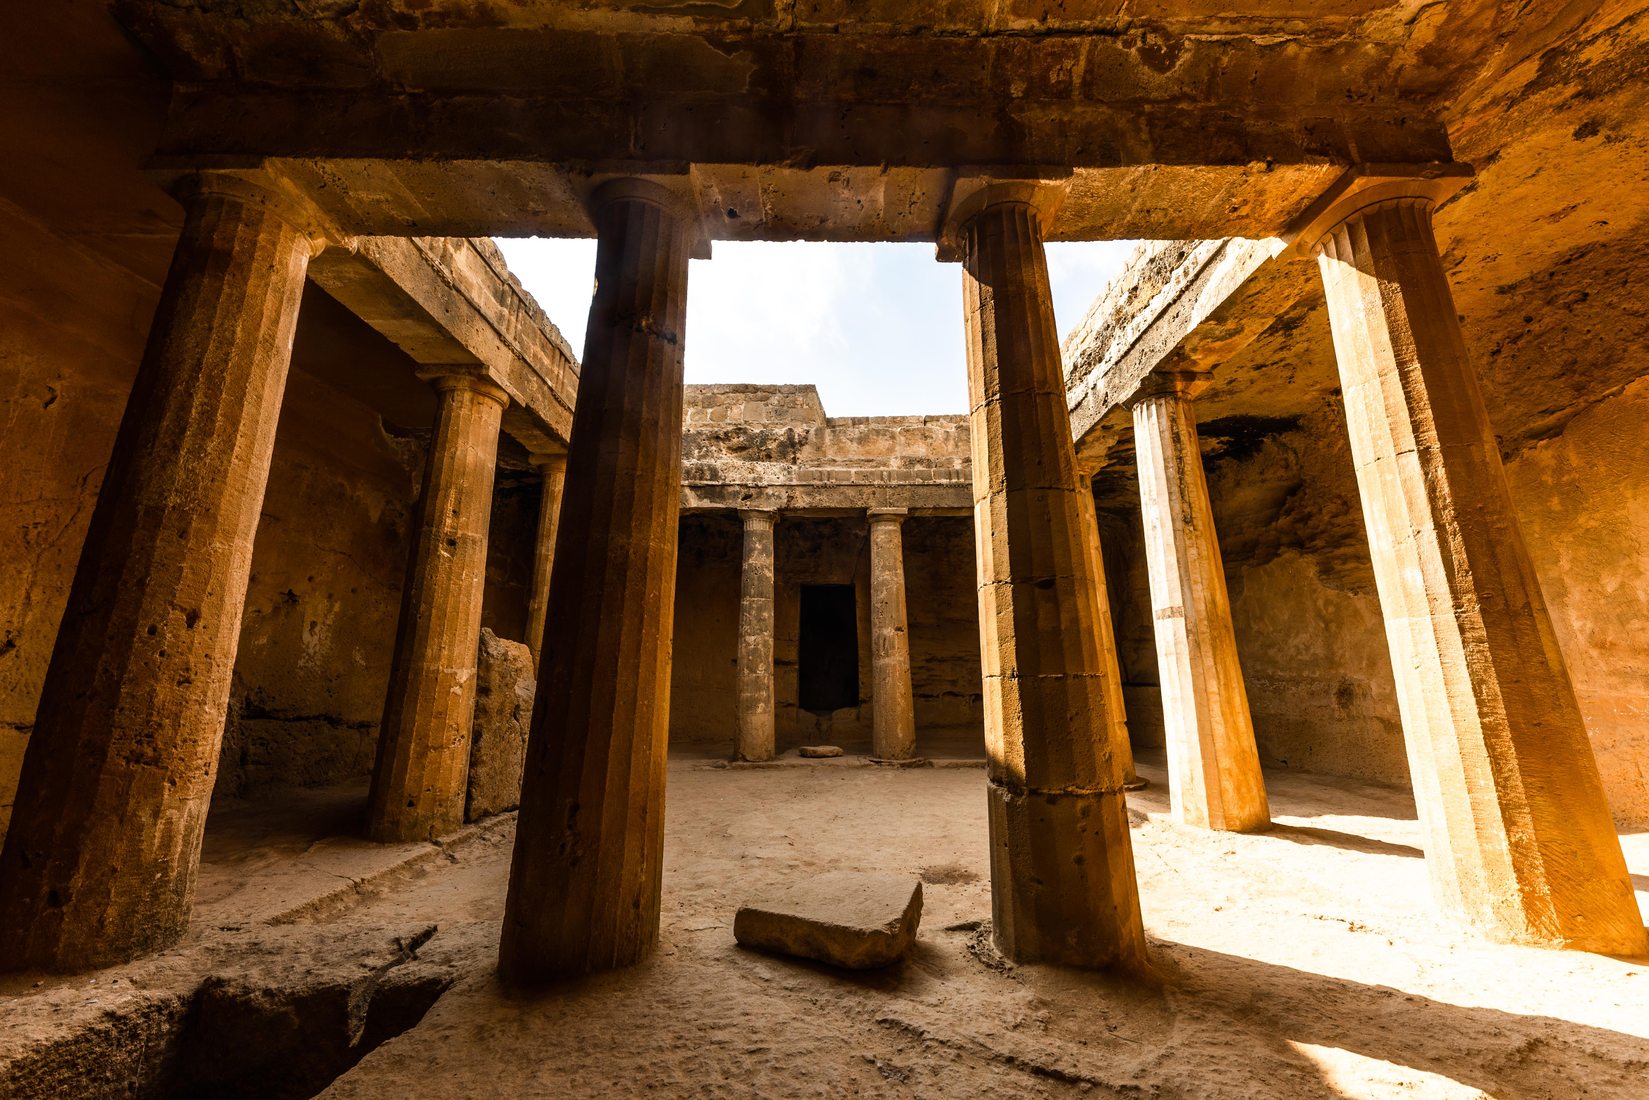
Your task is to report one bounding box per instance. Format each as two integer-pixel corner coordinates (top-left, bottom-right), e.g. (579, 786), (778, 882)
(368, 370), (508, 843)
(1073, 454), (1145, 792)
(735, 509), (777, 762)
(868, 509), (917, 761)
(0, 174), (321, 971)
(1314, 191), (1644, 954)
(955, 183), (1147, 970)
(1130, 372), (1270, 833)
(524, 452), (568, 666)
(500, 179), (698, 982)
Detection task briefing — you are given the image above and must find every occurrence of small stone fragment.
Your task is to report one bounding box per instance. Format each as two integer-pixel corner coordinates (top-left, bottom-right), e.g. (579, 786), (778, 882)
(734, 872), (922, 969)
(797, 744), (843, 758)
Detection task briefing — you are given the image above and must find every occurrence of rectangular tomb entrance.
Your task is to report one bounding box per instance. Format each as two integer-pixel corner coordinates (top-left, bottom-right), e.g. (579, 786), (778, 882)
(798, 584), (860, 716)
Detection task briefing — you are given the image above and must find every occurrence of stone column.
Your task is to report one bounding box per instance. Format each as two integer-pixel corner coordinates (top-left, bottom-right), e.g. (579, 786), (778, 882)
(1129, 374), (1270, 833)
(500, 179), (698, 983)
(1073, 455), (1145, 791)
(955, 184), (1148, 970)
(367, 370), (508, 843)
(1314, 193), (1644, 954)
(868, 509), (917, 761)
(735, 509), (777, 762)
(0, 174), (321, 972)
(524, 452), (568, 666)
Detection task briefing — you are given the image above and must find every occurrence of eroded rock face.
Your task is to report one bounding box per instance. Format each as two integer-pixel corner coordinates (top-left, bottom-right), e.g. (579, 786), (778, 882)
(465, 629), (534, 822)
(734, 872), (922, 970)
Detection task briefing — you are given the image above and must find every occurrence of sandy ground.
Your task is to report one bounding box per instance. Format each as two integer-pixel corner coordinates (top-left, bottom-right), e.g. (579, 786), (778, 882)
(5, 752), (1649, 1098)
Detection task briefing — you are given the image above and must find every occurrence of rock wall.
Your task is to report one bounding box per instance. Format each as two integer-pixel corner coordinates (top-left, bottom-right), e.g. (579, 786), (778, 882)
(669, 513), (984, 758)
(1503, 377), (1649, 827)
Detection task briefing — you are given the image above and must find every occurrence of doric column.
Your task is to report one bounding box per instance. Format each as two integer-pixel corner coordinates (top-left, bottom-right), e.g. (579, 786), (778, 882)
(953, 183), (1147, 970)
(0, 173), (322, 972)
(1313, 192), (1644, 954)
(1073, 454), (1145, 792)
(367, 370), (508, 843)
(735, 509), (777, 762)
(868, 509), (917, 761)
(1129, 373), (1270, 833)
(500, 178), (698, 982)
(524, 452), (568, 665)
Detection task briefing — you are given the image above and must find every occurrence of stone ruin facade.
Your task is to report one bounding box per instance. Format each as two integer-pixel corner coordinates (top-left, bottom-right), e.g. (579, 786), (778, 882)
(3, 2), (1649, 1096)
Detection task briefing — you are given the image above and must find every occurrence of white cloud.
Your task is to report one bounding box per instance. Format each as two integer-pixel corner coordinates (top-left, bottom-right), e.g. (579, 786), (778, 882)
(495, 236), (1135, 418)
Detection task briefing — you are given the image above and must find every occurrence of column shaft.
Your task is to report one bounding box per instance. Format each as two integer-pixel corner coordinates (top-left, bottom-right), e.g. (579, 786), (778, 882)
(0, 179), (314, 971)
(367, 372), (507, 843)
(524, 454), (568, 665)
(1073, 465), (1144, 790)
(1318, 197), (1643, 953)
(1132, 381), (1270, 832)
(500, 180), (694, 982)
(736, 510), (777, 762)
(868, 511), (917, 761)
(961, 194), (1147, 970)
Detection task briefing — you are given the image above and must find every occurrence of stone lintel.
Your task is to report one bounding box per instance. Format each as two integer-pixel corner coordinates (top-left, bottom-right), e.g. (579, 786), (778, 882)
(309, 235), (579, 452)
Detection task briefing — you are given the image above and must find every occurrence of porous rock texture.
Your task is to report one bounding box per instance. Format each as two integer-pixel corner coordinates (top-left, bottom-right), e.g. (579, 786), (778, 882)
(465, 629), (534, 822)
(734, 872), (923, 970)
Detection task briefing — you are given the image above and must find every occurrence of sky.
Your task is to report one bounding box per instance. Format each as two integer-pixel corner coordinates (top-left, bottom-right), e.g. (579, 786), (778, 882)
(496, 236), (1136, 417)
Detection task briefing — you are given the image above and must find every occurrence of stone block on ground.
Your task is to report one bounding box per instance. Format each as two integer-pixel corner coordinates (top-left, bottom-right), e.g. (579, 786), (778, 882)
(797, 745), (843, 758)
(465, 628), (535, 821)
(734, 872), (922, 969)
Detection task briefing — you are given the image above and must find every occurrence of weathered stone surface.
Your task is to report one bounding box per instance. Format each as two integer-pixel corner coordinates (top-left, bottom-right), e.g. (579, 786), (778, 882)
(523, 453), (566, 666)
(958, 185), (1147, 970)
(680, 385), (971, 516)
(0, 174), (316, 972)
(466, 629), (534, 822)
(734, 872), (922, 970)
(1315, 195), (1645, 955)
(500, 179), (696, 983)
(368, 371), (507, 844)
(797, 745), (843, 759)
(1131, 375), (1270, 833)
(736, 510), (777, 762)
(868, 510), (917, 762)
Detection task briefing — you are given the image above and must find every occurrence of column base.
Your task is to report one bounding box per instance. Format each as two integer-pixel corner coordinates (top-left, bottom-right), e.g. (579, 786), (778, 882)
(986, 779), (1149, 970)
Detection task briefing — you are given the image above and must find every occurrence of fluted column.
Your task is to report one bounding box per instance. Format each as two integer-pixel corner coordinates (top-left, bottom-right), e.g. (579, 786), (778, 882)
(368, 371), (508, 843)
(1130, 374), (1270, 833)
(735, 509), (777, 762)
(1315, 194), (1644, 954)
(0, 174), (321, 972)
(1073, 455), (1145, 791)
(500, 179), (698, 982)
(957, 185), (1147, 970)
(524, 452), (568, 666)
(868, 509), (917, 761)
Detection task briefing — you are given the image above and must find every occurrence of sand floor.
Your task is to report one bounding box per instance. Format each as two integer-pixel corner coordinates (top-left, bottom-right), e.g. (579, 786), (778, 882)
(4, 752), (1649, 1098)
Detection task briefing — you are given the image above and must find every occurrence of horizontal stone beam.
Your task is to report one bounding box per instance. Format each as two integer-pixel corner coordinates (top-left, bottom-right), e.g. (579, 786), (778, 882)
(1063, 237), (1299, 458)
(309, 236), (578, 453)
(681, 481), (972, 515)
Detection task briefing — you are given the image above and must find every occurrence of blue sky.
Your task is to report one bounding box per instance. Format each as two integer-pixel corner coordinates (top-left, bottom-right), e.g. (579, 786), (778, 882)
(496, 238), (1135, 416)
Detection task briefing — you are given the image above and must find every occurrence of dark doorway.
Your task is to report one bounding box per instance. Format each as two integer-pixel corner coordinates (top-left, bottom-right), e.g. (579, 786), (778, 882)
(799, 584), (859, 713)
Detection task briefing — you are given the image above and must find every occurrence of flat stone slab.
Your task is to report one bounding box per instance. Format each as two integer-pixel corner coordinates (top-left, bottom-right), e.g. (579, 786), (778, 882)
(797, 745), (843, 758)
(734, 872), (922, 969)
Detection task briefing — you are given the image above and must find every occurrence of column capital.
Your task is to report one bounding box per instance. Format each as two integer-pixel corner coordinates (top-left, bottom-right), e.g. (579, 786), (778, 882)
(164, 169), (338, 257)
(738, 507), (778, 528)
(528, 451), (568, 474)
(1073, 449), (1110, 479)
(937, 172), (1070, 262)
(1129, 367), (1213, 407)
(417, 367), (511, 408)
(586, 177), (711, 260)
(1285, 163), (1474, 259)
(867, 507), (909, 525)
